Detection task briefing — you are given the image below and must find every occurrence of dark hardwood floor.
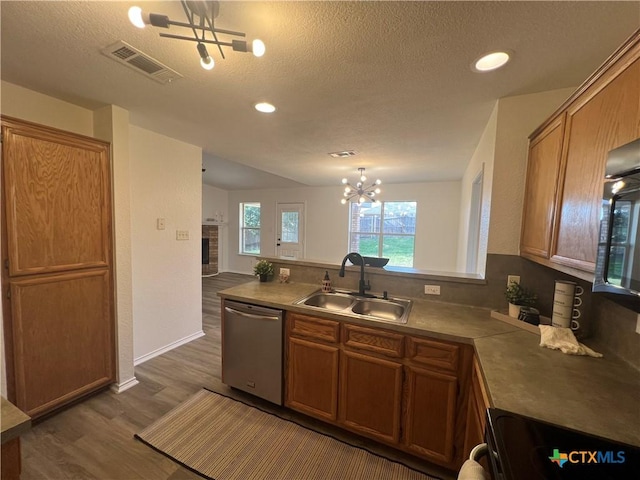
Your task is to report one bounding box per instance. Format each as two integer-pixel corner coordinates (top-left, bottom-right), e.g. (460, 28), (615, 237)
(19, 273), (454, 480)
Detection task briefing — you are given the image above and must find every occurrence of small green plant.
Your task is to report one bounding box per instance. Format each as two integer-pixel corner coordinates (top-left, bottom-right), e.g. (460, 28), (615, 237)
(505, 281), (537, 307)
(253, 259), (274, 277)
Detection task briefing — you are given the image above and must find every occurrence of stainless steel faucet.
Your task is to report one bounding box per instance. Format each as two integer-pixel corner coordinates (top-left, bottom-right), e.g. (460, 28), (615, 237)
(338, 252), (370, 296)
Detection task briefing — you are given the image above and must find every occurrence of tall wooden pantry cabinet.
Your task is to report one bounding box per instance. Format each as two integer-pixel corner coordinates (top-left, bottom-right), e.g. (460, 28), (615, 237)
(1, 116), (115, 419)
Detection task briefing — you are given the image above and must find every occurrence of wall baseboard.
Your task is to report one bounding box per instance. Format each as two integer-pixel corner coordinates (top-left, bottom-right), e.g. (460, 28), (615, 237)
(110, 376), (139, 394)
(134, 330), (205, 366)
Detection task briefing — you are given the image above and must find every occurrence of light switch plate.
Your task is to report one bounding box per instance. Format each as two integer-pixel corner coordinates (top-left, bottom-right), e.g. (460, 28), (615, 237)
(157, 218), (165, 230)
(176, 230), (190, 240)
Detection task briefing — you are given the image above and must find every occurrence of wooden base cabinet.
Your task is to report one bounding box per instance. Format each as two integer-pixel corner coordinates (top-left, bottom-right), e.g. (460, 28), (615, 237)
(339, 350), (403, 444)
(463, 356), (491, 470)
(285, 313), (340, 421)
(403, 365), (458, 464)
(285, 312), (472, 471)
(287, 337), (339, 421)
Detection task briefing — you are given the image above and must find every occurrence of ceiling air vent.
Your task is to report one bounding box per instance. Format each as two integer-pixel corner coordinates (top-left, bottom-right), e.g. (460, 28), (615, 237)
(328, 150), (358, 158)
(101, 41), (182, 84)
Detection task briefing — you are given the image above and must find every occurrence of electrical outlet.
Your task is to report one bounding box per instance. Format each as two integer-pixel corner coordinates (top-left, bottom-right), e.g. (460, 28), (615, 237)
(280, 268), (290, 276)
(157, 218), (165, 230)
(176, 230), (190, 240)
(507, 275), (520, 286)
(424, 285), (441, 295)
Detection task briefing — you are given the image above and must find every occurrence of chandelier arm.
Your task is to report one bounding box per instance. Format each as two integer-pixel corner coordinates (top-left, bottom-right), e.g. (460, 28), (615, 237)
(179, 1), (205, 44)
(159, 33), (233, 48)
(161, 18), (246, 37)
(204, 14), (226, 59)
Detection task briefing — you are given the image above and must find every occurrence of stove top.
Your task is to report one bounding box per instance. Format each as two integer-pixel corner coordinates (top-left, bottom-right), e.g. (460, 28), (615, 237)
(485, 408), (640, 480)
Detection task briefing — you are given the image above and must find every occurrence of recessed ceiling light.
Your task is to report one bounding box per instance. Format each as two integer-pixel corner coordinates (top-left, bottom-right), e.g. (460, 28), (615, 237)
(473, 51), (511, 72)
(255, 102), (276, 113)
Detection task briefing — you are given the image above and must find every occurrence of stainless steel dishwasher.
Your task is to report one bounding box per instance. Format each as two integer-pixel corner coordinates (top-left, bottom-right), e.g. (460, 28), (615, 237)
(222, 300), (284, 405)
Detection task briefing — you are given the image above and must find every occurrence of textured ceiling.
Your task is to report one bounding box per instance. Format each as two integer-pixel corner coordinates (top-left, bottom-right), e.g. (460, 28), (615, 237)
(1, 1), (639, 189)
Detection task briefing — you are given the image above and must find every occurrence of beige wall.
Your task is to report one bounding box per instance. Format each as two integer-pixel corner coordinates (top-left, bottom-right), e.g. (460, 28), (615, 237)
(93, 105), (137, 392)
(487, 87), (576, 255)
(1, 81), (93, 136)
(129, 126), (203, 363)
(227, 181), (462, 274)
(457, 102), (498, 275)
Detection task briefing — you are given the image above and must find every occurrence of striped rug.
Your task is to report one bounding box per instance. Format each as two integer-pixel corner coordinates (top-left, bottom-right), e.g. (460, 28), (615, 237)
(135, 389), (441, 480)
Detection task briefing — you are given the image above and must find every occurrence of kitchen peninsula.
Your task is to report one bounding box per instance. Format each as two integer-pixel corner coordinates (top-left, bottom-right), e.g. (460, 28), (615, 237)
(219, 278), (640, 468)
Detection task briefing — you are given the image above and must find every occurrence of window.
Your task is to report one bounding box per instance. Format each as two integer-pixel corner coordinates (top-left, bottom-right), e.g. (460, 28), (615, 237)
(240, 202), (261, 254)
(348, 201), (417, 267)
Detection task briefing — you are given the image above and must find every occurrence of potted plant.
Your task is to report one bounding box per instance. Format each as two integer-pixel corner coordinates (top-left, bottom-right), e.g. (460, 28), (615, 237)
(253, 259), (274, 282)
(505, 281), (537, 318)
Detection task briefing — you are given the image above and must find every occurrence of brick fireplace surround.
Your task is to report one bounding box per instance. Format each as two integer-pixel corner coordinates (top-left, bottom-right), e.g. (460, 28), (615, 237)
(202, 225), (219, 276)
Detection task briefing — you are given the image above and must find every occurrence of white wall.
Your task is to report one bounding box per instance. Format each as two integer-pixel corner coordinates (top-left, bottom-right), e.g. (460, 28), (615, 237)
(1, 81), (93, 136)
(93, 105), (137, 392)
(129, 126), (203, 362)
(227, 182), (461, 274)
(202, 184), (229, 272)
(488, 87), (576, 255)
(457, 103), (498, 276)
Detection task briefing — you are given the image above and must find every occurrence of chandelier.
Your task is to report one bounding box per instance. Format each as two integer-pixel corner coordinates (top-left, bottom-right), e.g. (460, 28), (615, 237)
(341, 168), (382, 204)
(128, 1), (265, 71)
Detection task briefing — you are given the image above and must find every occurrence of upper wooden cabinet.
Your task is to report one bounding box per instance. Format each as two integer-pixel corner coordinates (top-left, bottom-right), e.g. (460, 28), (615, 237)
(521, 30), (640, 274)
(520, 114), (566, 259)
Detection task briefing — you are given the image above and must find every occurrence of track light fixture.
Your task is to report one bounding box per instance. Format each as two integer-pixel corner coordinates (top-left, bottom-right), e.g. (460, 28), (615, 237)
(128, 0), (265, 71)
(341, 168), (382, 205)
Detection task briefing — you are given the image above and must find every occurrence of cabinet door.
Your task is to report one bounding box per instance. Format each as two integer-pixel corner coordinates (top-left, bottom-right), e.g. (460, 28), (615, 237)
(403, 365), (458, 465)
(339, 350), (403, 444)
(9, 271), (114, 418)
(463, 358), (490, 462)
(520, 115), (566, 259)
(1, 117), (115, 418)
(286, 337), (339, 421)
(552, 58), (640, 271)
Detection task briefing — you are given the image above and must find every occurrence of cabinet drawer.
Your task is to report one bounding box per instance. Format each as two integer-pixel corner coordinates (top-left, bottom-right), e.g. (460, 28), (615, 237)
(406, 336), (459, 372)
(288, 313), (340, 343)
(342, 324), (404, 358)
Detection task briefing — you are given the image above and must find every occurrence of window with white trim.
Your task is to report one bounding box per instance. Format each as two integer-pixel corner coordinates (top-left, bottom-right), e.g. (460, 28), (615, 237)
(239, 202), (261, 255)
(348, 201), (417, 267)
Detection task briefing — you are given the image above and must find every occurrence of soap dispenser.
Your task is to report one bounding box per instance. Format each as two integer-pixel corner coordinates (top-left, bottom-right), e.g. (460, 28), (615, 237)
(322, 271), (332, 292)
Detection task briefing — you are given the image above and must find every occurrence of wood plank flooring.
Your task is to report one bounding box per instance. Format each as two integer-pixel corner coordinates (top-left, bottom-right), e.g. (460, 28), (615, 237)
(19, 273), (454, 480)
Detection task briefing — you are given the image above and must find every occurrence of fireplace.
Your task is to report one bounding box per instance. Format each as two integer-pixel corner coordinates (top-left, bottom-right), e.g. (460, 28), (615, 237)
(202, 238), (210, 265)
(202, 225), (219, 276)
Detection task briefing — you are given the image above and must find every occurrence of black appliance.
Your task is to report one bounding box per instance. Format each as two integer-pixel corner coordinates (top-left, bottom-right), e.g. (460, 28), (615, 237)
(594, 138), (640, 311)
(484, 408), (640, 480)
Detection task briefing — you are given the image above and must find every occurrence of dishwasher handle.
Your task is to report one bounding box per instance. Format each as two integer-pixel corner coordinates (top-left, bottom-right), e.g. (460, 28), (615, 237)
(224, 300), (283, 320)
(225, 306), (280, 321)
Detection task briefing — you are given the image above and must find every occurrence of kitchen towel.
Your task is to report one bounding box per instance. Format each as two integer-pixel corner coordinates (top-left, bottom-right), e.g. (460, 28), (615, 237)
(539, 325), (603, 357)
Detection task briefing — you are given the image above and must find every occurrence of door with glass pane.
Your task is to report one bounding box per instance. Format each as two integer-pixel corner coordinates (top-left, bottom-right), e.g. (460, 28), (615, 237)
(276, 203), (305, 259)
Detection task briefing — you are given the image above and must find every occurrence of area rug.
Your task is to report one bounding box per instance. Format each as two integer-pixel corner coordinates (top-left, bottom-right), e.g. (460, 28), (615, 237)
(135, 389), (441, 480)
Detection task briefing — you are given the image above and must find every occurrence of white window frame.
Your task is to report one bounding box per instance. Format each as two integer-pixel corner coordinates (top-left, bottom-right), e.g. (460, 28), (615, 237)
(239, 202), (261, 255)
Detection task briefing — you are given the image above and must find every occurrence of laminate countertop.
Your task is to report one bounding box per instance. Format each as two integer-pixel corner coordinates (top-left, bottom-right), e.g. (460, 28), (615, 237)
(218, 280), (640, 447)
(1, 397), (31, 444)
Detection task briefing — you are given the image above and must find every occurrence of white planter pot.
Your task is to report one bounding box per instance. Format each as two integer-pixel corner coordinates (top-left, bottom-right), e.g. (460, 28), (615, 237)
(508, 303), (521, 318)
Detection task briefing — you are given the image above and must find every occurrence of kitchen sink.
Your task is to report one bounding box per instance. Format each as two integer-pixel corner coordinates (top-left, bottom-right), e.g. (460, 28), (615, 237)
(301, 292), (356, 311)
(350, 298), (408, 322)
(294, 290), (412, 324)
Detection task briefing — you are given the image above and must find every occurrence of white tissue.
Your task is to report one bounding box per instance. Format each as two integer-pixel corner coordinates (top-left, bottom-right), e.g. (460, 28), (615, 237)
(539, 325), (603, 358)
